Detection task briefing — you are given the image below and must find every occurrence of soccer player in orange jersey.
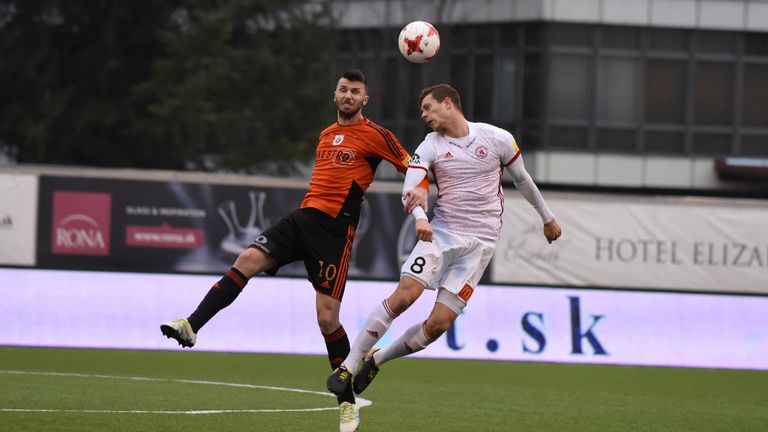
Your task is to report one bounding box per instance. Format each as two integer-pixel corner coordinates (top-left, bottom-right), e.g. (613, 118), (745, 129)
(161, 69), (427, 432)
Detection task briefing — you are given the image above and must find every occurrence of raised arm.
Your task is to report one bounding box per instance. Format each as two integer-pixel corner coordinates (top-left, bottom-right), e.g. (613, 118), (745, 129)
(505, 155), (562, 243)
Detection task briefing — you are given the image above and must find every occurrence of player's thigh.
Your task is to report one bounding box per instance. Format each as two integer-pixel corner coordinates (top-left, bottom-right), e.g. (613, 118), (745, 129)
(234, 246), (277, 276)
(400, 240), (446, 289)
(436, 240), (495, 313)
(250, 210), (305, 274)
(299, 212), (356, 301)
(439, 240), (494, 293)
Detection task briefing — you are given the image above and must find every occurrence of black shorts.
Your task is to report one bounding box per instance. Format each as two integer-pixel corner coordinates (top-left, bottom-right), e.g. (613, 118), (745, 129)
(249, 208), (356, 300)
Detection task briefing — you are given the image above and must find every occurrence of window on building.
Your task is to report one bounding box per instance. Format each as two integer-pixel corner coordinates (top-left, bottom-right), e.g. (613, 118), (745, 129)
(649, 29), (689, 52)
(476, 27), (495, 50)
(405, 63), (423, 118)
(548, 55), (591, 121)
(357, 29), (384, 51)
(598, 58), (638, 124)
(549, 126), (589, 149)
(741, 135), (768, 156)
(694, 62), (733, 126)
(742, 64), (768, 127)
(693, 133), (732, 155)
(496, 54), (517, 122)
(474, 55), (494, 120)
(549, 23), (592, 47)
(381, 57), (399, 120)
(501, 24), (519, 48)
(449, 55), (470, 111)
(645, 131), (686, 154)
(523, 54), (542, 119)
(696, 31), (736, 55)
(524, 23), (543, 48)
(521, 126), (543, 150)
(451, 25), (472, 50)
(744, 33), (768, 57)
(601, 27), (639, 50)
(598, 128), (636, 151)
(646, 60), (686, 123)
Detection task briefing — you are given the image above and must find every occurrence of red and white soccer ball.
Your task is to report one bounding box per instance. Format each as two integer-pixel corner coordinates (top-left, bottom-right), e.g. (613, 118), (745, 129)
(398, 21), (440, 63)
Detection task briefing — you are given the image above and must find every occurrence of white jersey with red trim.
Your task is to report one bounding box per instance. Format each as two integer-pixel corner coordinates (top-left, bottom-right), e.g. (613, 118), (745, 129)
(409, 121), (520, 242)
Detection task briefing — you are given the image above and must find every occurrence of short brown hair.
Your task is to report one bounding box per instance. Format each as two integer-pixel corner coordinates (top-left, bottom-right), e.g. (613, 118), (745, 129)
(419, 84), (462, 113)
(341, 69), (367, 88)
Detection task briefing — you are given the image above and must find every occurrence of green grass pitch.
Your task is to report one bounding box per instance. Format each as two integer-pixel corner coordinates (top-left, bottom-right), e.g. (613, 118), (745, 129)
(1, 346), (766, 431)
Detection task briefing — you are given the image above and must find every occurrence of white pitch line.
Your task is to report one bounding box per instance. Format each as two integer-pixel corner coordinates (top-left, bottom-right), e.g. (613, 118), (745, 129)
(0, 370), (372, 414)
(0, 408), (338, 414)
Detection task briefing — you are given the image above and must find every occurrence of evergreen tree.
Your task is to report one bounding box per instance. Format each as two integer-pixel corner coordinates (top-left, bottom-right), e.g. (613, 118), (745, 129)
(0, 0), (338, 171)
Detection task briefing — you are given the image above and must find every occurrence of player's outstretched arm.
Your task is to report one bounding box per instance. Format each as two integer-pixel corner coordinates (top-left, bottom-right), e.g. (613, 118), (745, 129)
(505, 155), (562, 243)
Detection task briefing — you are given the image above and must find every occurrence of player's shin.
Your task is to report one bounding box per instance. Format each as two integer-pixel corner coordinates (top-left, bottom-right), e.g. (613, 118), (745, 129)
(374, 321), (435, 365)
(344, 300), (397, 372)
(324, 326), (356, 405)
(187, 267), (248, 332)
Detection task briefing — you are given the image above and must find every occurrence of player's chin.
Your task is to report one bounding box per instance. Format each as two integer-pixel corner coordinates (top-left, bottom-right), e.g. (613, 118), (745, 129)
(338, 106), (361, 118)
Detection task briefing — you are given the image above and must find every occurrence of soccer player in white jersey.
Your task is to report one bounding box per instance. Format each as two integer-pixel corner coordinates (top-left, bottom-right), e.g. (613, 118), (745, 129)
(327, 83), (562, 396)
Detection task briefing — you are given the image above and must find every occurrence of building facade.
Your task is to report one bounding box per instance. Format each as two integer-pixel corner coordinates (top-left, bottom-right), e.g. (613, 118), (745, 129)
(332, 0), (768, 191)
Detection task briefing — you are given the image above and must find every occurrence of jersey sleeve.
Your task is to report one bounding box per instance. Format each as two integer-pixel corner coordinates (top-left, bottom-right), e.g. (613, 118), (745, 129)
(408, 138), (436, 172)
(367, 124), (411, 174)
(497, 129), (521, 166)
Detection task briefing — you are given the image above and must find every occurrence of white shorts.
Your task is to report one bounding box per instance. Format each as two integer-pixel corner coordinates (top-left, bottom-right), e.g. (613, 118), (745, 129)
(400, 227), (495, 313)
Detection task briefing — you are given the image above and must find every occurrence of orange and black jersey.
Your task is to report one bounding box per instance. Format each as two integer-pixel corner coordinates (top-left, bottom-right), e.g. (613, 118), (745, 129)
(301, 118), (410, 221)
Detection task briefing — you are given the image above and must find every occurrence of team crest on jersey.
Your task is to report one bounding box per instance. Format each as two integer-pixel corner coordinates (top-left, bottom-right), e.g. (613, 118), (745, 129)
(332, 134), (345, 146)
(474, 145), (488, 159)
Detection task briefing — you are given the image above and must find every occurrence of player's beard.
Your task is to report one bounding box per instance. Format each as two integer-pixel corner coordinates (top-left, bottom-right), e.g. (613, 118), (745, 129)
(336, 100), (362, 120)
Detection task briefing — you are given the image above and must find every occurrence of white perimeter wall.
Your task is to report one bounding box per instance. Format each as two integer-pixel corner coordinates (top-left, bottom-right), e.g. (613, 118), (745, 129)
(1, 268), (765, 370)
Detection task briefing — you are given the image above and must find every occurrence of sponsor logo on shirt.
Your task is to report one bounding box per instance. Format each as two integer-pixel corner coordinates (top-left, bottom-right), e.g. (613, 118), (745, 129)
(316, 148), (357, 166)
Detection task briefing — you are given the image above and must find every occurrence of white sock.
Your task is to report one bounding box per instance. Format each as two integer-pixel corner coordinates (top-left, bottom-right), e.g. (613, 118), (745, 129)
(374, 321), (435, 366)
(343, 300), (397, 373)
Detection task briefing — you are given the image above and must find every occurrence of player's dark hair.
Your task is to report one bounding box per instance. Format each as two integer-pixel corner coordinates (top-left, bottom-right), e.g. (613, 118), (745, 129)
(341, 69), (368, 89)
(419, 84), (462, 113)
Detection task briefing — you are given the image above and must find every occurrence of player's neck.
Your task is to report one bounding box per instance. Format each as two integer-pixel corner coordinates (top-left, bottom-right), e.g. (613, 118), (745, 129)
(337, 112), (365, 126)
(443, 118), (469, 139)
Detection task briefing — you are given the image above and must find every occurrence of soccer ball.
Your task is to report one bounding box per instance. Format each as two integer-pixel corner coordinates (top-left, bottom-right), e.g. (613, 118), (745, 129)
(398, 21), (440, 63)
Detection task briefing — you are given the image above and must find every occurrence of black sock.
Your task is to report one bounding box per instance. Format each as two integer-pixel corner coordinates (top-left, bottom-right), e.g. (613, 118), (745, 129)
(324, 325), (355, 405)
(187, 267), (248, 333)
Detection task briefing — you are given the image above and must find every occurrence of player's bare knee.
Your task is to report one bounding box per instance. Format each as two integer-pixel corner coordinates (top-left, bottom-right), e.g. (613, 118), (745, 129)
(316, 314), (339, 335)
(387, 277), (424, 314)
(385, 294), (412, 315)
(235, 247), (274, 276)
